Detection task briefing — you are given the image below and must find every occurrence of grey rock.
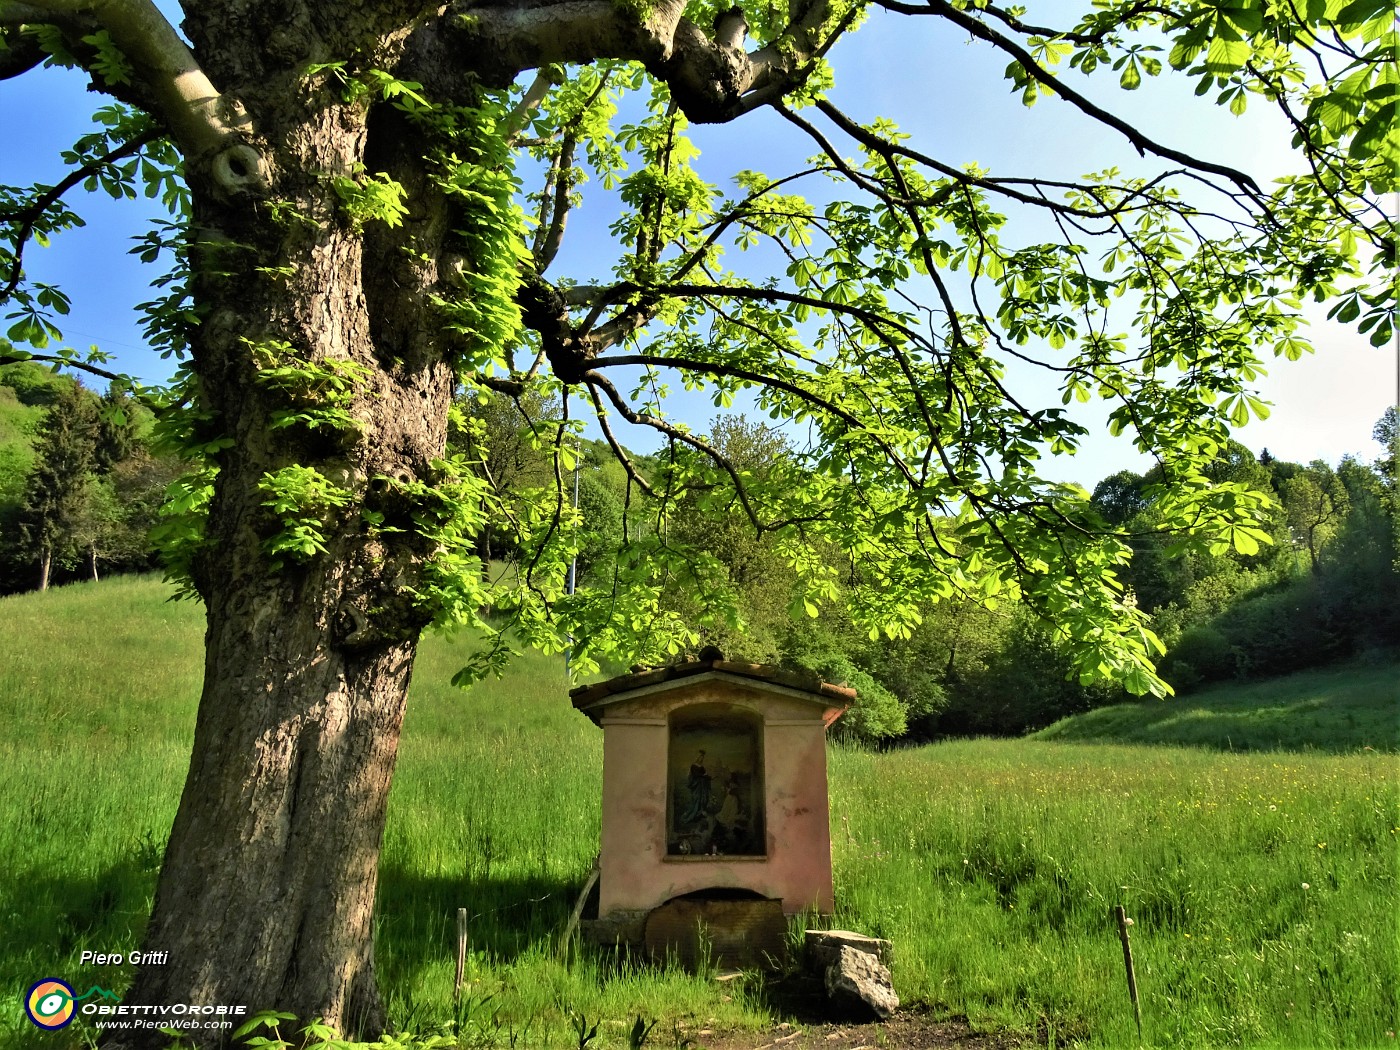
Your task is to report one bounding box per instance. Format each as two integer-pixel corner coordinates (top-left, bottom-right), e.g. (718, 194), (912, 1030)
(823, 945), (899, 1020)
(805, 928), (894, 970)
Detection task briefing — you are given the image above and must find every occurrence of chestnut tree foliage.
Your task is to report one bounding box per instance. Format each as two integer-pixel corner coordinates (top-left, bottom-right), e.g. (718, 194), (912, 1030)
(0, 0), (1394, 1040)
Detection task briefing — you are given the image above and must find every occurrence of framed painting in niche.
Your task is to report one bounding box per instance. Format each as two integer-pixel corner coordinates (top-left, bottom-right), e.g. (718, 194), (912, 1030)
(667, 705), (765, 857)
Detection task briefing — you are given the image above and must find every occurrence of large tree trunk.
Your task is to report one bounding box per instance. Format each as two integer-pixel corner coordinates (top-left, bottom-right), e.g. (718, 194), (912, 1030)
(112, 242), (450, 1042)
(38, 545), (51, 591)
(125, 584), (419, 1040)
(107, 18), (461, 1044)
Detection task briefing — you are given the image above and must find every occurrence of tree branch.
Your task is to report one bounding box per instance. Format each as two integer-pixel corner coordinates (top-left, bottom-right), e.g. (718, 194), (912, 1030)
(906, 0), (1264, 200)
(585, 369), (766, 533)
(417, 0), (839, 124)
(535, 131), (576, 272)
(585, 347), (928, 495)
(782, 101), (1197, 223)
(583, 166), (828, 350)
(584, 379), (657, 497)
(503, 66), (558, 144)
(10, 0), (266, 194)
(0, 24), (46, 79)
(0, 351), (134, 387)
(0, 127), (159, 303)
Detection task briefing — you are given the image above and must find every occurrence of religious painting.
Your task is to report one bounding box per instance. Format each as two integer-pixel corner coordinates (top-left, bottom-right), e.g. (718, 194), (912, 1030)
(667, 704), (765, 856)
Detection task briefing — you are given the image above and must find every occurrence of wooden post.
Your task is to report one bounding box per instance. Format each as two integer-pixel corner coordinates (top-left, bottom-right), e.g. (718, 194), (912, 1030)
(1114, 905), (1142, 1041)
(454, 907), (468, 1011)
(559, 855), (602, 958)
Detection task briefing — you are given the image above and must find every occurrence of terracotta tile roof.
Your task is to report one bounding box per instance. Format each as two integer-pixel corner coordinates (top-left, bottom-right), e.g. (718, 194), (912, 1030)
(569, 650), (857, 720)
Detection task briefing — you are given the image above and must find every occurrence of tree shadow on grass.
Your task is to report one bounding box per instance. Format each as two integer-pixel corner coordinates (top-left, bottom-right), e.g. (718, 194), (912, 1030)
(1, 851), (161, 1004)
(8, 860), (584, 1037)
(374, 863), (584, 972)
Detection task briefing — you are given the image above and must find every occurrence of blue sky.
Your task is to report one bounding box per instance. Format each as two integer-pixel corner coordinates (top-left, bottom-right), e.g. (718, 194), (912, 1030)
(1, 4), (1394, 487)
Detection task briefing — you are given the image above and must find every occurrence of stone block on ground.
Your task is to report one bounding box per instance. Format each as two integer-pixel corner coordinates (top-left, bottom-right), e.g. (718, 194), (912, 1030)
(804, 928), (893, 969)
(823, 944), (899, 1020)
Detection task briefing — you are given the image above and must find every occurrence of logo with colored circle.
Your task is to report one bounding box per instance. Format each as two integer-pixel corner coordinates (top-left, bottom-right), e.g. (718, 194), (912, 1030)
(25, 978), (76, 1030)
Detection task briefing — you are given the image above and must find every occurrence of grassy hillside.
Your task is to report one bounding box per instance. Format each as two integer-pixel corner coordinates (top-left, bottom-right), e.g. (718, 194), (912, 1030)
(1034, 660), (1400, 752)
(2, 576), (1397, 1048)
(0, 383), (43, 511)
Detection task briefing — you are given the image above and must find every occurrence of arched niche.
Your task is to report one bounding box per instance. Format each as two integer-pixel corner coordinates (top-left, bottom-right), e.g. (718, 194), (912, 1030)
(666, 703), (766, 857)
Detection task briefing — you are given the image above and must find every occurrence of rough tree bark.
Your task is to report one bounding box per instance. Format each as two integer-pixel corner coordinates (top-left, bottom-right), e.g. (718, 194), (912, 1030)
(105, 3), (465, 1042)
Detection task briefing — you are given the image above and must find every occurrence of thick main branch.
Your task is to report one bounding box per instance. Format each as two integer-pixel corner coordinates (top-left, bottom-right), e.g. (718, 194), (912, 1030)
(416, 0), (831, 122)
(3, 0), (265, 192)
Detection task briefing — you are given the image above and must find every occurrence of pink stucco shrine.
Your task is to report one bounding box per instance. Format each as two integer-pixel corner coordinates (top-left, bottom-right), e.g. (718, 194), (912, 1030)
(570, 649), (852, 960)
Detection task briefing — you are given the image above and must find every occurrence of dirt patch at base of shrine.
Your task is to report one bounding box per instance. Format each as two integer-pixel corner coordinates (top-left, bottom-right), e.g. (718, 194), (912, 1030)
(686, 1009), (1031, 1049)
(674, 973), (1037, 1050)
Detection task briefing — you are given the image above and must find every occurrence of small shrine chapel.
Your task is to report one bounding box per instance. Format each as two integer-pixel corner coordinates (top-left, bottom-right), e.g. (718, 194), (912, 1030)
(570, 649), (852, 965)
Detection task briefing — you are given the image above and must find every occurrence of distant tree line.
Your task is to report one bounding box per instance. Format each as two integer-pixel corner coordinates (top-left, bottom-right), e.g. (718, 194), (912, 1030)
(0, 360), (182, 593)
(5, 366), (1395, 741)
(470, 399), (1397, 741)
(1128, 418), (1400, 696)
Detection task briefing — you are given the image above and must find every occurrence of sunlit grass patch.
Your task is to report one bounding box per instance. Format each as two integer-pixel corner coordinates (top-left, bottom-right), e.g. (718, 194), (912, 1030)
(1034, 661), (1400, 753)
(829, 740), (1400, 1047)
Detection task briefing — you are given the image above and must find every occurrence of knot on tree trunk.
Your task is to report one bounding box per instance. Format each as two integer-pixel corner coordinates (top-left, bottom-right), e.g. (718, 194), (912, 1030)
(334, 545), (436, 651)
(335, 601), (375, 647)
(211, 143), (268, 196)
(334, 589), (431, 650)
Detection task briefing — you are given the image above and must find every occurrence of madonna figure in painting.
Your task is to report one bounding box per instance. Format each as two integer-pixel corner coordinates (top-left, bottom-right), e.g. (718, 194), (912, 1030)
(681, 750), (712, 825)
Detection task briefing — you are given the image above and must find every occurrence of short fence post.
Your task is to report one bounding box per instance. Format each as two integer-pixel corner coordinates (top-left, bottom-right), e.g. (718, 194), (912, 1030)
(1114, 905), (1142, 1041)
(559, 855), (602, 958)
(454, 907), (469, 1012)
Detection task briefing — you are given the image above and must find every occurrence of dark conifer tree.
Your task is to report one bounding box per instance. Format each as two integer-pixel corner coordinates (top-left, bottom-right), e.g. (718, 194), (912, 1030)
(18, 382), (99, 590)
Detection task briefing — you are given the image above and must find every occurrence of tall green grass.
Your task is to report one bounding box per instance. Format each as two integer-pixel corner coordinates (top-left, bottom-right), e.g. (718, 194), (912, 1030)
(830, 741), (1398, 1048)
(2, 576), (1396, 1048)
(0, 578), (203, 1048)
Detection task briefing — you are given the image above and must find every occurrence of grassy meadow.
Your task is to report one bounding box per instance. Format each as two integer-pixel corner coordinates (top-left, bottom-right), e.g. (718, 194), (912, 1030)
(1034, 663), (1400, 753)
(1, 575), (1397, 1048)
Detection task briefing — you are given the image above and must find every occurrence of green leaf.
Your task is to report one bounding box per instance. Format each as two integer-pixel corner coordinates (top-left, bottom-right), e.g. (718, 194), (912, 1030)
(1230, 525), (1272, 555)
(1315, 92), (1363, 135)
(1333, 0), (1391, 27)
(7, 315), (51, 348)
(1349, 100), (1398, 161)
(1220, 5), (1264, 35)
(1204, 35), (1252, 74)
(1227, 395), (1251, 427)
